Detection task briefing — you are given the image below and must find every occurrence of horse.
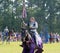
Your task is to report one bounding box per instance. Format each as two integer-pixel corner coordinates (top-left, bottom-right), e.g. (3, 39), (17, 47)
(21, 29), (44, 53)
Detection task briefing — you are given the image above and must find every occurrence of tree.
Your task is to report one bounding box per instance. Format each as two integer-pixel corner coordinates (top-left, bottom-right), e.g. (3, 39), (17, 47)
(0, 0), (60, 33)
(27, 0), (60, 33)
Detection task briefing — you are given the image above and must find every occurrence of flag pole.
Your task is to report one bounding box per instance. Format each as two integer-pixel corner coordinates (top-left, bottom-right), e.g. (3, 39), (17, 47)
(21, 0), (27, 41)
(22, 0), (26, 22)
(21, 0), (26, 29)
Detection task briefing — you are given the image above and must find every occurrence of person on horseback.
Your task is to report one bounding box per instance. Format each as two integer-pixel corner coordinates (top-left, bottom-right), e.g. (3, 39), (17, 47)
(28, 17), (38, 44)
(21, 17), (43, 53)
(28, 17), (43, 52)
(28, 17), (42, 46)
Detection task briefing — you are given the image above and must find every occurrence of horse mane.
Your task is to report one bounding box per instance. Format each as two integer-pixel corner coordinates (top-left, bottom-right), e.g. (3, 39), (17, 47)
(24, 30), (32, 39)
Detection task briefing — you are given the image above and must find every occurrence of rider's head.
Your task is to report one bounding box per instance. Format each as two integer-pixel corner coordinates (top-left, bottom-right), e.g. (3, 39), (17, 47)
(30, 17), (35, 22)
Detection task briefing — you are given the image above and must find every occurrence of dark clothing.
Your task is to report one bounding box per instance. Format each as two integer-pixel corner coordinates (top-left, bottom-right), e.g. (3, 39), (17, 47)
(29, 31), (36, 44)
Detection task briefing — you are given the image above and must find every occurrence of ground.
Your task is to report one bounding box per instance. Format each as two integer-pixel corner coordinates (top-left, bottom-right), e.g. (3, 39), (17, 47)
(0, 42), (60, 53)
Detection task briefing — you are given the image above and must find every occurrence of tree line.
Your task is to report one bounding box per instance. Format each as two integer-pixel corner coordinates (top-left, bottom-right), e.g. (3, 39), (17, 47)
(0, 0), (60, 33)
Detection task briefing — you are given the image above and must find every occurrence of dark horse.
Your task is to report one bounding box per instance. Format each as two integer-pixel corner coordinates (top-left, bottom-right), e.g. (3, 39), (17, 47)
(21, 28), (43, 53)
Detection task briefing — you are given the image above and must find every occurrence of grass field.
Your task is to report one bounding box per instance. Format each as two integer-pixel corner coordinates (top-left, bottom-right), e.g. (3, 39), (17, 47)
(0, 42), (60, 53)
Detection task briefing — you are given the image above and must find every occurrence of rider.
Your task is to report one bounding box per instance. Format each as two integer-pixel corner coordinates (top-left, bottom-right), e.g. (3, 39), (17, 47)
(23, 17), (42, 46)
(28, 17), (38, 44)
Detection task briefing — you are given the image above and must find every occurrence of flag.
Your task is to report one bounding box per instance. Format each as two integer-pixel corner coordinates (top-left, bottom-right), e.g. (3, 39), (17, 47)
(22, 0), (27, 18)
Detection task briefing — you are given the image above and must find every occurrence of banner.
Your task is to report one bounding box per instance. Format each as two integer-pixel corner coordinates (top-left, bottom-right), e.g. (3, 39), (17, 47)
(22, 0), (27, 18)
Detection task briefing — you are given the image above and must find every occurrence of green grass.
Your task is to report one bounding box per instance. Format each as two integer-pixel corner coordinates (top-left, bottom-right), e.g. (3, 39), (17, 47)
(43, 43), (60, 53)
(0, 42), (60, 53)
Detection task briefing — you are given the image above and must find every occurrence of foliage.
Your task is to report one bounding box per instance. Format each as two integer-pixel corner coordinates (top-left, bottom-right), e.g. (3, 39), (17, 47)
(0, 0), (60, 33)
